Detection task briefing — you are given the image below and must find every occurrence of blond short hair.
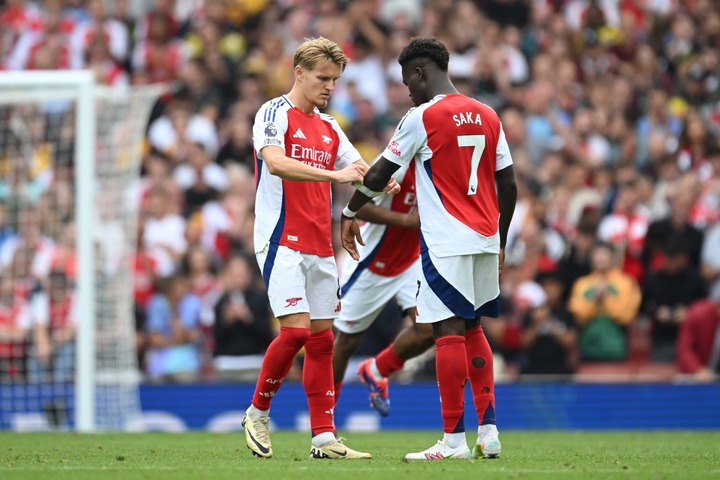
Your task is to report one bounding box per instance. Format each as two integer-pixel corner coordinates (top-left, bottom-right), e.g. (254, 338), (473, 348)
(293, 37), (348, 72)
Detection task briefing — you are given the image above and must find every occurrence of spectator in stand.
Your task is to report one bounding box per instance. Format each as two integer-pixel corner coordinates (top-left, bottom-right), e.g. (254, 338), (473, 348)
(330, 27), (389, 118)
(142, 184), (187, 277)
(7, 242), (41, 305)
(172, 136), (228, 214)
(133, 218), (158, 371)
(212, 255), (273, 381)
(5, 0), (74, 71)
(568, 242), (641, 362)
(0, 206), (54, 280)
(0, 0), (40, 58)
(642, 238), (707, 362)
(557, 215), (599, 301)
(69, 0), (128, 70)
(139, 149), (172, 202)
(241, 30), (294, 100)
(565, 107), (611, 168)
(47, 220), (77, 281)
(183, 189), (236, 261)
(132, 11), (187, 84)
(643, 186), (704, 274)
(598, 168), (650, 284)
(180, 244), (221, 374)
(183, 0), (247, 65)
(676, 290), (720, 383)
(145, 274), (202, 382)
(109, 0), (137, 62)
(28, 270), (77, 383)
(134, 0), (178, 45)
(517, 280), (577, 376)
(0, 142), (40, 207)
(0, 272), (32, 380)
(634, 88), (683, 169)
(234, 72), (265, 116)
(216, 112), (254, 171)
(147, 88), (218, 166)
(178, 58), (224, 122)
(85, 31), (129, 88)
(180, 245), (221, 328)
(677, 109), (716, 172)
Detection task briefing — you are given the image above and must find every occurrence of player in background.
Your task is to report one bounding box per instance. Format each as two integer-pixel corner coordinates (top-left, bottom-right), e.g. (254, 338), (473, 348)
(243, 37), (398, 460)
(332, 161), (435, 417)
(340, 38), (517, 460)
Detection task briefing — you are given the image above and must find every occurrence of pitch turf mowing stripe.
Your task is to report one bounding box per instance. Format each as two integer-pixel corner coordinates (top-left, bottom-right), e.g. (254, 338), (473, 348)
(0, 431), (718, 480)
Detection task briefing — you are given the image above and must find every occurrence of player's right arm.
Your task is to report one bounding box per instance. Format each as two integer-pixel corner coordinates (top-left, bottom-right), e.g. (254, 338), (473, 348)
(340, 108), (424, 259)
(253, 101), (365, 184)
(260, 145), (365, 183)
(355, 203), (419, 229)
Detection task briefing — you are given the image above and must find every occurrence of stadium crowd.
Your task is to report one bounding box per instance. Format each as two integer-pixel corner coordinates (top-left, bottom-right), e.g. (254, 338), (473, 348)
(1, 0), (720, 384)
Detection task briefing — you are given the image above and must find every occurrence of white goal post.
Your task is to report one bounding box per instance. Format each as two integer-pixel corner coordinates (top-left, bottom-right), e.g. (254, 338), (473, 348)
(0, 71), (163, 432)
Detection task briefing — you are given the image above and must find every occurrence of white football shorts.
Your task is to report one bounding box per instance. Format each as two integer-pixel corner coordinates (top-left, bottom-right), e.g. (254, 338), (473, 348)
(334, 258), (421, 334)
(256, 243), (340, 320)
(416, 250), (500, 323)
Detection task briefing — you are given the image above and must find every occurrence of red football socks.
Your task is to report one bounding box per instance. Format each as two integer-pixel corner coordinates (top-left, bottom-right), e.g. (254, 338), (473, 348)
(252, 326), (310, 411)
(435, 335), (468, 433)
(375, 344), (406, 378)
(465, 325), (496, 425)
(303, 328), (336, 436)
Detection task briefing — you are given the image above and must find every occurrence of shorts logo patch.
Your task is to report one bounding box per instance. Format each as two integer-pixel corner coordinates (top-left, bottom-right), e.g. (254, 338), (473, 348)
(285, 297), (302, 307)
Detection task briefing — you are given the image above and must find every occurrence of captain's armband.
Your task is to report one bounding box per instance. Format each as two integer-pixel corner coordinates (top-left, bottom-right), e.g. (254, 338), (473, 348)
(351, 181), (385, 198)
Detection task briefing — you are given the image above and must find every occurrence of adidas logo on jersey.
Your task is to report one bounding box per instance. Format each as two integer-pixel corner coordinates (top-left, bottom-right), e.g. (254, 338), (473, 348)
(293, 128), (307, 139)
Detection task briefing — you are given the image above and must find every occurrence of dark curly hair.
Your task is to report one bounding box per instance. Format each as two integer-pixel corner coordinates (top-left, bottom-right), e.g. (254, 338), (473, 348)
(398, 37), (450, 72)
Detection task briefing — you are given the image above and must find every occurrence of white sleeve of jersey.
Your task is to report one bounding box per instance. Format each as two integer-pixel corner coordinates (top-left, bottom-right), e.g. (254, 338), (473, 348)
(495, 126), (514, 171)
(252, 102), (289, 155)
(382, 107), (425, 168)
(327, 115), (362, 170)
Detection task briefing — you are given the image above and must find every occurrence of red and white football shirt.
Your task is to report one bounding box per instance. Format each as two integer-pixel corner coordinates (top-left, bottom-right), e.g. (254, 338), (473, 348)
(347, 162), (419, 278)
(382, 94), (513, 257)
(253, 95), (360, 257)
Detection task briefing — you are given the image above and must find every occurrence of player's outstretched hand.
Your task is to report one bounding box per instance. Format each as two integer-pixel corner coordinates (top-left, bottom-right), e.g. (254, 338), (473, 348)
(383, 176), (401, 195)
(340, 215), (365, 261)
(333, 163), (367, 184)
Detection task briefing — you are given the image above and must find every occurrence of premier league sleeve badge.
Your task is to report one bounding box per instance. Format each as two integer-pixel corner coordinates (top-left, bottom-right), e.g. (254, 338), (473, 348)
(265, 123), (278, 137)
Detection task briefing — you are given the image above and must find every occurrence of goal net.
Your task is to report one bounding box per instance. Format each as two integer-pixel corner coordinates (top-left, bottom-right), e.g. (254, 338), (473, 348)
(0, 72), (163, 431)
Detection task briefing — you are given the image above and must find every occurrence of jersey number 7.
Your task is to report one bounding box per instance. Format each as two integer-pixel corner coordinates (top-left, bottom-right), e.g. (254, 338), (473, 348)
(457, 134), (486, 196)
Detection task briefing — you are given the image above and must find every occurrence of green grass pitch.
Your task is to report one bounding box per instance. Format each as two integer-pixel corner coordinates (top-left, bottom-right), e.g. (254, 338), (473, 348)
(1, 431), (719, 480)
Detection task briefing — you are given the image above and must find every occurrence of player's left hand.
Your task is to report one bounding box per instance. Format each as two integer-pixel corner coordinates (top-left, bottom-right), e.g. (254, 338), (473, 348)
(499, 248), (505, 276)
(340, 215), (365, 261)
(382, 176), (401, 195)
